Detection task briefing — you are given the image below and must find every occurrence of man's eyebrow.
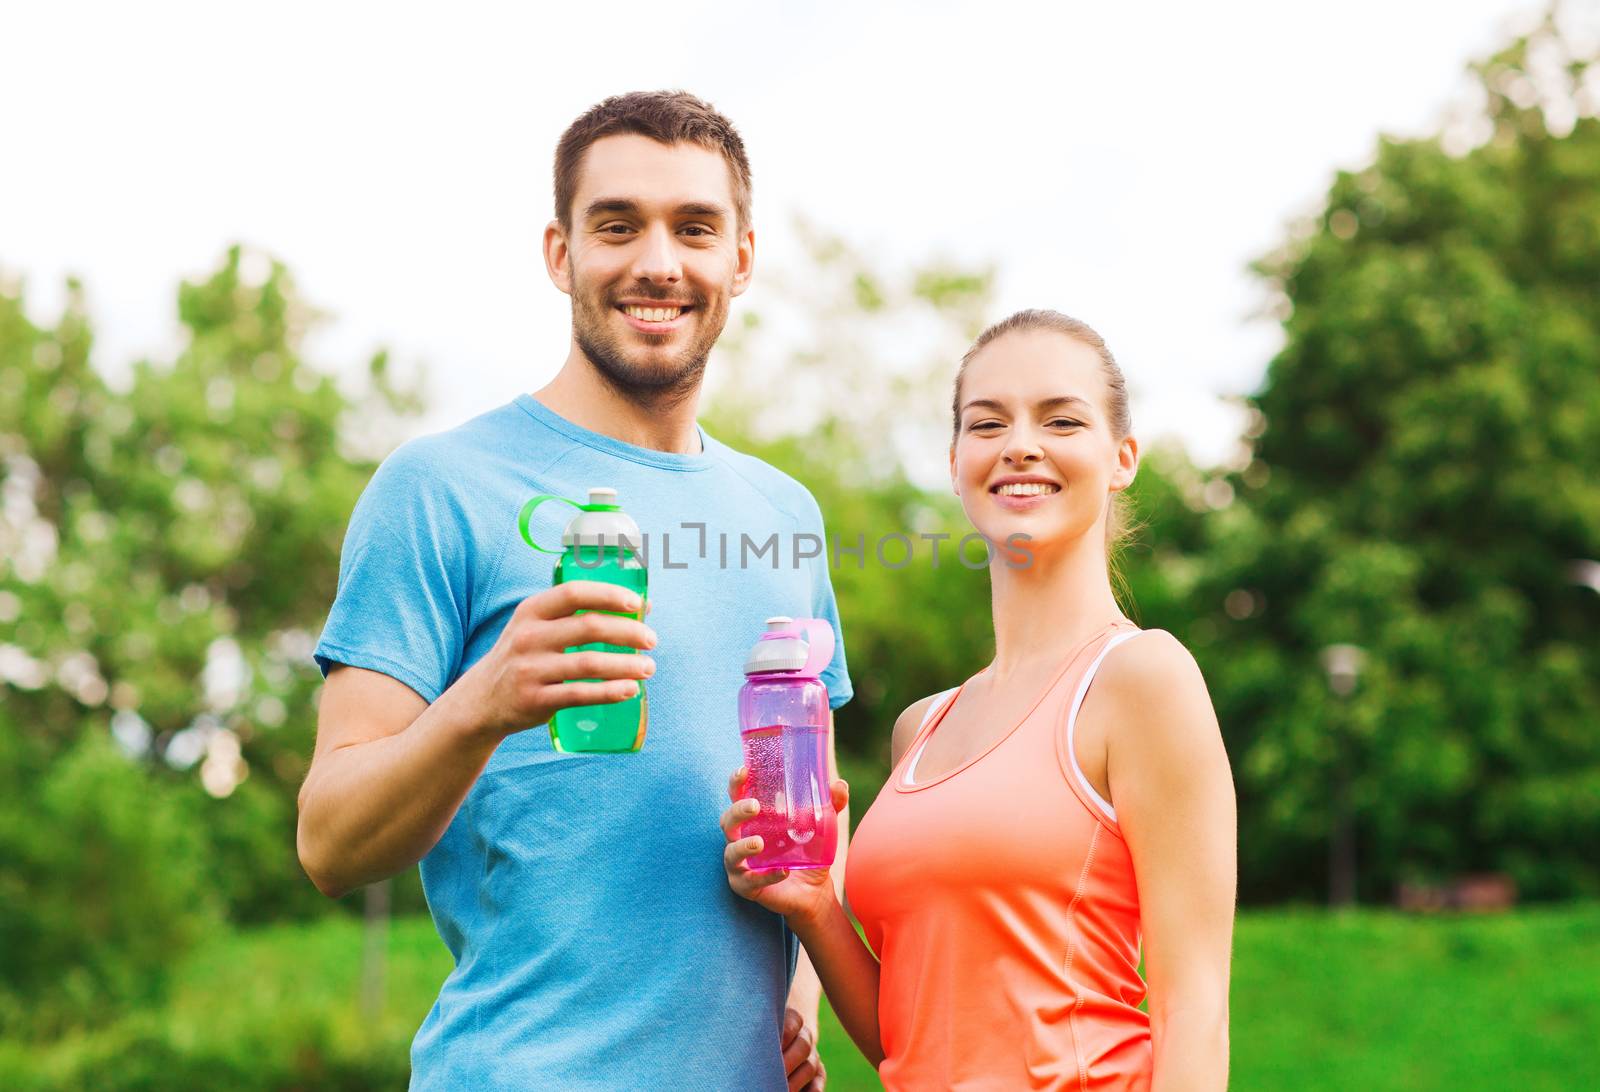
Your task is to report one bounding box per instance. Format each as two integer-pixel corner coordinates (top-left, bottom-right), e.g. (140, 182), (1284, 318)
(581, 198), (731, 221)
(674, 202), (729, 220)
(583, 198), (641, 219)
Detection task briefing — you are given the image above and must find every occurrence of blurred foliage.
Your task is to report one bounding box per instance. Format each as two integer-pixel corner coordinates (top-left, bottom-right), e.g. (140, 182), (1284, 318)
(0, 247), (424, 1030)
(1205, 8), (1600, 902)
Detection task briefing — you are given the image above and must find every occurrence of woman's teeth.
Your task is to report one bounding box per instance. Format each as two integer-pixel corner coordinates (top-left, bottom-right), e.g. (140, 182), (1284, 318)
(995, 482), (1059, 496)
(623, 305), (685, 322)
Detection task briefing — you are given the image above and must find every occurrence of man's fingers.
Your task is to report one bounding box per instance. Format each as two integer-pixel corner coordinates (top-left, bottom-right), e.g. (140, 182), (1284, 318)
(544, 649), (655, 685)
(539, 679), (642, 711)
(522, 580), (644, 620)
(546, 612), (656, 652)
(720, 797), (759, 841)
(781, 1024), (809, 1068)
(786, 1053), (817, 1092)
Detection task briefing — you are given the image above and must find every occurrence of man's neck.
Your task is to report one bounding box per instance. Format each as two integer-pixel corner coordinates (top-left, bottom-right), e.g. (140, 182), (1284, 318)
(533, 344), (704, 455)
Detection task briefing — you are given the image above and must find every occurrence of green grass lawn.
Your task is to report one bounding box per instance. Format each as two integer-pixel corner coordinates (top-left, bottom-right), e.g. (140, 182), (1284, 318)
(6, 905), (1597, 1089)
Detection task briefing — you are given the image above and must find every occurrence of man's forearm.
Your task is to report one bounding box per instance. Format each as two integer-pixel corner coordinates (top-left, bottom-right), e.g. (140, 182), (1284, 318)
(297, 681), (501, 898)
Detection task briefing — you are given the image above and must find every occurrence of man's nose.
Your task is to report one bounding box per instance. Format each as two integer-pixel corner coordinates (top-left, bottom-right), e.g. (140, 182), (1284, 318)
(631, 223), (682, 285)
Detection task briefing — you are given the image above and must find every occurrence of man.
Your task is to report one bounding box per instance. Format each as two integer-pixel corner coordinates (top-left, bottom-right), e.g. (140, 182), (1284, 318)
(298, 91), (851, 1090)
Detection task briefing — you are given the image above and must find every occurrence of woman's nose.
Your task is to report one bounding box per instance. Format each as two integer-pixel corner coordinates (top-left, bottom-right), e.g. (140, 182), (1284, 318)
(1002, 428), (1044, 465)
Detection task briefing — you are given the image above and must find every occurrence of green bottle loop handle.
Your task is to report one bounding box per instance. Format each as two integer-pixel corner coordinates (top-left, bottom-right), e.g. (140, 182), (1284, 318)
(518, 494), (583, 555)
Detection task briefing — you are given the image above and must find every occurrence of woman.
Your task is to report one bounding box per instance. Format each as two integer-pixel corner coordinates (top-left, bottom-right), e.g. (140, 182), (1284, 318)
(721, 310), (1236, 1090)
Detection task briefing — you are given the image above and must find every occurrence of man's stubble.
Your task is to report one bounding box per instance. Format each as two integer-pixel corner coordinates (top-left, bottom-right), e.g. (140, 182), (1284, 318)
(570, 268), (730, 414)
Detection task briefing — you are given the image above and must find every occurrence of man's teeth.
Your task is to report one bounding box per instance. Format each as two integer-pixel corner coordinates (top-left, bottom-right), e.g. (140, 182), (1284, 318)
(623, 305), (685, 322)
(996, 482), (1059, 496)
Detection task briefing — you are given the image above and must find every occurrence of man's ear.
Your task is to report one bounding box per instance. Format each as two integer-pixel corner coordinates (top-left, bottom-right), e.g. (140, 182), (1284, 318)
(1110, 434), (1140, 493)
(544, 219), (573, 296)
(731, 226), (756, 297)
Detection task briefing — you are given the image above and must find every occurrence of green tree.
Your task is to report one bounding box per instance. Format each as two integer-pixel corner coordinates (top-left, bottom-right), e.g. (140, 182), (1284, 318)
(1207, 9), (1600, 903)
(0, 247), (421, 1028)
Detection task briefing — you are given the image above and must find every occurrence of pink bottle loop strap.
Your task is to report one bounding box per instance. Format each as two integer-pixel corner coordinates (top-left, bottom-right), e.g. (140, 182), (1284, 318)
(800, 618), (835, 679)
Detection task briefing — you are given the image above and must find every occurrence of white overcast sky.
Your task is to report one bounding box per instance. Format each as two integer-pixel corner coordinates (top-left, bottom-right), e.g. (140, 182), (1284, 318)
(0, 0), (1552, 472)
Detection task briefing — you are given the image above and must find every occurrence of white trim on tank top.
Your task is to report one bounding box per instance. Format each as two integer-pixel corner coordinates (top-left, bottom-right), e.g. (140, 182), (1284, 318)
(1065, 630), (1145, 824)
(902, 687), (960, 787)
(903, 634), (1144, 803)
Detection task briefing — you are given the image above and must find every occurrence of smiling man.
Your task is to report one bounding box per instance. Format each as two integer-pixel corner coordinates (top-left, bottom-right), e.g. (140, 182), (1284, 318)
(298, 92), (851, 1090)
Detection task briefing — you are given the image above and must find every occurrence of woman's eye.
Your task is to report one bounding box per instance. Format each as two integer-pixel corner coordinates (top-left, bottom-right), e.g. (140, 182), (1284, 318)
(969, 421), (1004, 432)
(1048, 418), (1082, 429)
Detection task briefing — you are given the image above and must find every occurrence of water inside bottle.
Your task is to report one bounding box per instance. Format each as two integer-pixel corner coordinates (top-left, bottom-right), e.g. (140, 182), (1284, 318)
(739, 724), (833, 870)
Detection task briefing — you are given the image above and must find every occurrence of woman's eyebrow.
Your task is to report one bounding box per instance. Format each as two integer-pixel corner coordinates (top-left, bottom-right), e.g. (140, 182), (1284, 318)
(1037, 396), (1091, 412)
(961, 396), (1092, 415)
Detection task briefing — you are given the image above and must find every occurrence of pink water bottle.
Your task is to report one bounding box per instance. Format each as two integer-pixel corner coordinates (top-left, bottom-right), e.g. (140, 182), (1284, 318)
(738, 617), (837, 872)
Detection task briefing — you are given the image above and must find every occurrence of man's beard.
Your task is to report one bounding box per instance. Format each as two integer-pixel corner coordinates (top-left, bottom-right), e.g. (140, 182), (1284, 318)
(571, 278), (728, 412)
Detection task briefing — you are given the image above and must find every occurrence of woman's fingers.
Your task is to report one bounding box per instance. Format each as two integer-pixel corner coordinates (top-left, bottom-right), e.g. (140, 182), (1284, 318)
(720, 797), (759, 841)
(830, 778), (849, 812)
(726, 765), (749, 803)
(723, 837), (788, 888)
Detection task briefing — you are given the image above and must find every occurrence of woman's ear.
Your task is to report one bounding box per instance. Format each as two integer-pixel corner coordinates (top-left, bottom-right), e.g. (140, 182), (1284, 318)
(1110, 434), (1139, 493)
(949, 443), (960, 496)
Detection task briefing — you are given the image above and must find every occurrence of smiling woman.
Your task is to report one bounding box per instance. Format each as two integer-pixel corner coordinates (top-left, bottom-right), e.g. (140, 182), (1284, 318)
(952, 309), (1137, 557)
(720, 308), (1237, 1091)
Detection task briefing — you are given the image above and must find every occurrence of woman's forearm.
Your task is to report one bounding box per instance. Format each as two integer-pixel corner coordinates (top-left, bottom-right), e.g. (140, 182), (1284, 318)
(788, 895), (884, 1067)
(1150, 1001), (1229, 1092)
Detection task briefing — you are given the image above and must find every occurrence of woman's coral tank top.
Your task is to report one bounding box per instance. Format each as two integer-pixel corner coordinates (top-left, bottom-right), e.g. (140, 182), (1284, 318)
(846, 621), (1151, 1090)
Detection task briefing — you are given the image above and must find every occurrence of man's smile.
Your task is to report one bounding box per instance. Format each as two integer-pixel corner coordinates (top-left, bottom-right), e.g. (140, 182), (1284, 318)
(616, 301), (694, 332)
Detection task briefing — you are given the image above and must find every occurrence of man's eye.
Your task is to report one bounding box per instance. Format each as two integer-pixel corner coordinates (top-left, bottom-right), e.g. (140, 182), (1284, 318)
(680, 225), (713, 237)
(601, 224), (633, 235)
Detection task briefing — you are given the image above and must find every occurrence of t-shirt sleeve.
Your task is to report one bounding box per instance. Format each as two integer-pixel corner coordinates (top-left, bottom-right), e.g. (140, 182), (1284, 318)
(800, 491), (853, 710)
(313, 441), (470, 703)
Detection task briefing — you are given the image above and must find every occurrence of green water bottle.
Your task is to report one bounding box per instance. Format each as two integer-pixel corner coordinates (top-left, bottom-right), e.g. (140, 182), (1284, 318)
(518, 487), (649, 753)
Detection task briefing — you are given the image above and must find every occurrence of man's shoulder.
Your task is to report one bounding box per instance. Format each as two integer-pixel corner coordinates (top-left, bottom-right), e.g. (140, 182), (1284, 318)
(703, 433), (824, 527)
(353, 402), (549, 542)
(370, 401), (553, 493)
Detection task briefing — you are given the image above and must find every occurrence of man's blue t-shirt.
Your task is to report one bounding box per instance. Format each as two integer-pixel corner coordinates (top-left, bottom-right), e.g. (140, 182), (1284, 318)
(313, 395), (852, 1091)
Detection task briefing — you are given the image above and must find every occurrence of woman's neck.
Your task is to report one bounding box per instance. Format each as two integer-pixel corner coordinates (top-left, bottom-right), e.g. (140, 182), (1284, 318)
(986, 529), (1124, 682)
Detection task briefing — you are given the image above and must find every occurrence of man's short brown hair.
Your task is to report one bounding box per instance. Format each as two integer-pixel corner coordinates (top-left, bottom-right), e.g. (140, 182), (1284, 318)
(553, 90), (753, 232)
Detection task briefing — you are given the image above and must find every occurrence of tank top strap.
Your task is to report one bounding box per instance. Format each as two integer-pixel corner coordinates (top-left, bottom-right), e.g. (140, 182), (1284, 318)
(896, 686), (962, 784)
(1033, 618), (1138, 707)
(1054, 621), (1145, 832)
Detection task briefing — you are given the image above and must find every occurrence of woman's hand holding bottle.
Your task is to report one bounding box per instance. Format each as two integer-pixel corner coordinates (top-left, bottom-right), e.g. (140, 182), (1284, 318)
(720, 767), (850, 928)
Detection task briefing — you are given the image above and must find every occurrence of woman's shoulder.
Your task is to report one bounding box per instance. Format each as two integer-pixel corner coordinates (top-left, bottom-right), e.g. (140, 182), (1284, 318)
(1100, 628), (1202, 689)
(1090, 628), (1219, 750)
